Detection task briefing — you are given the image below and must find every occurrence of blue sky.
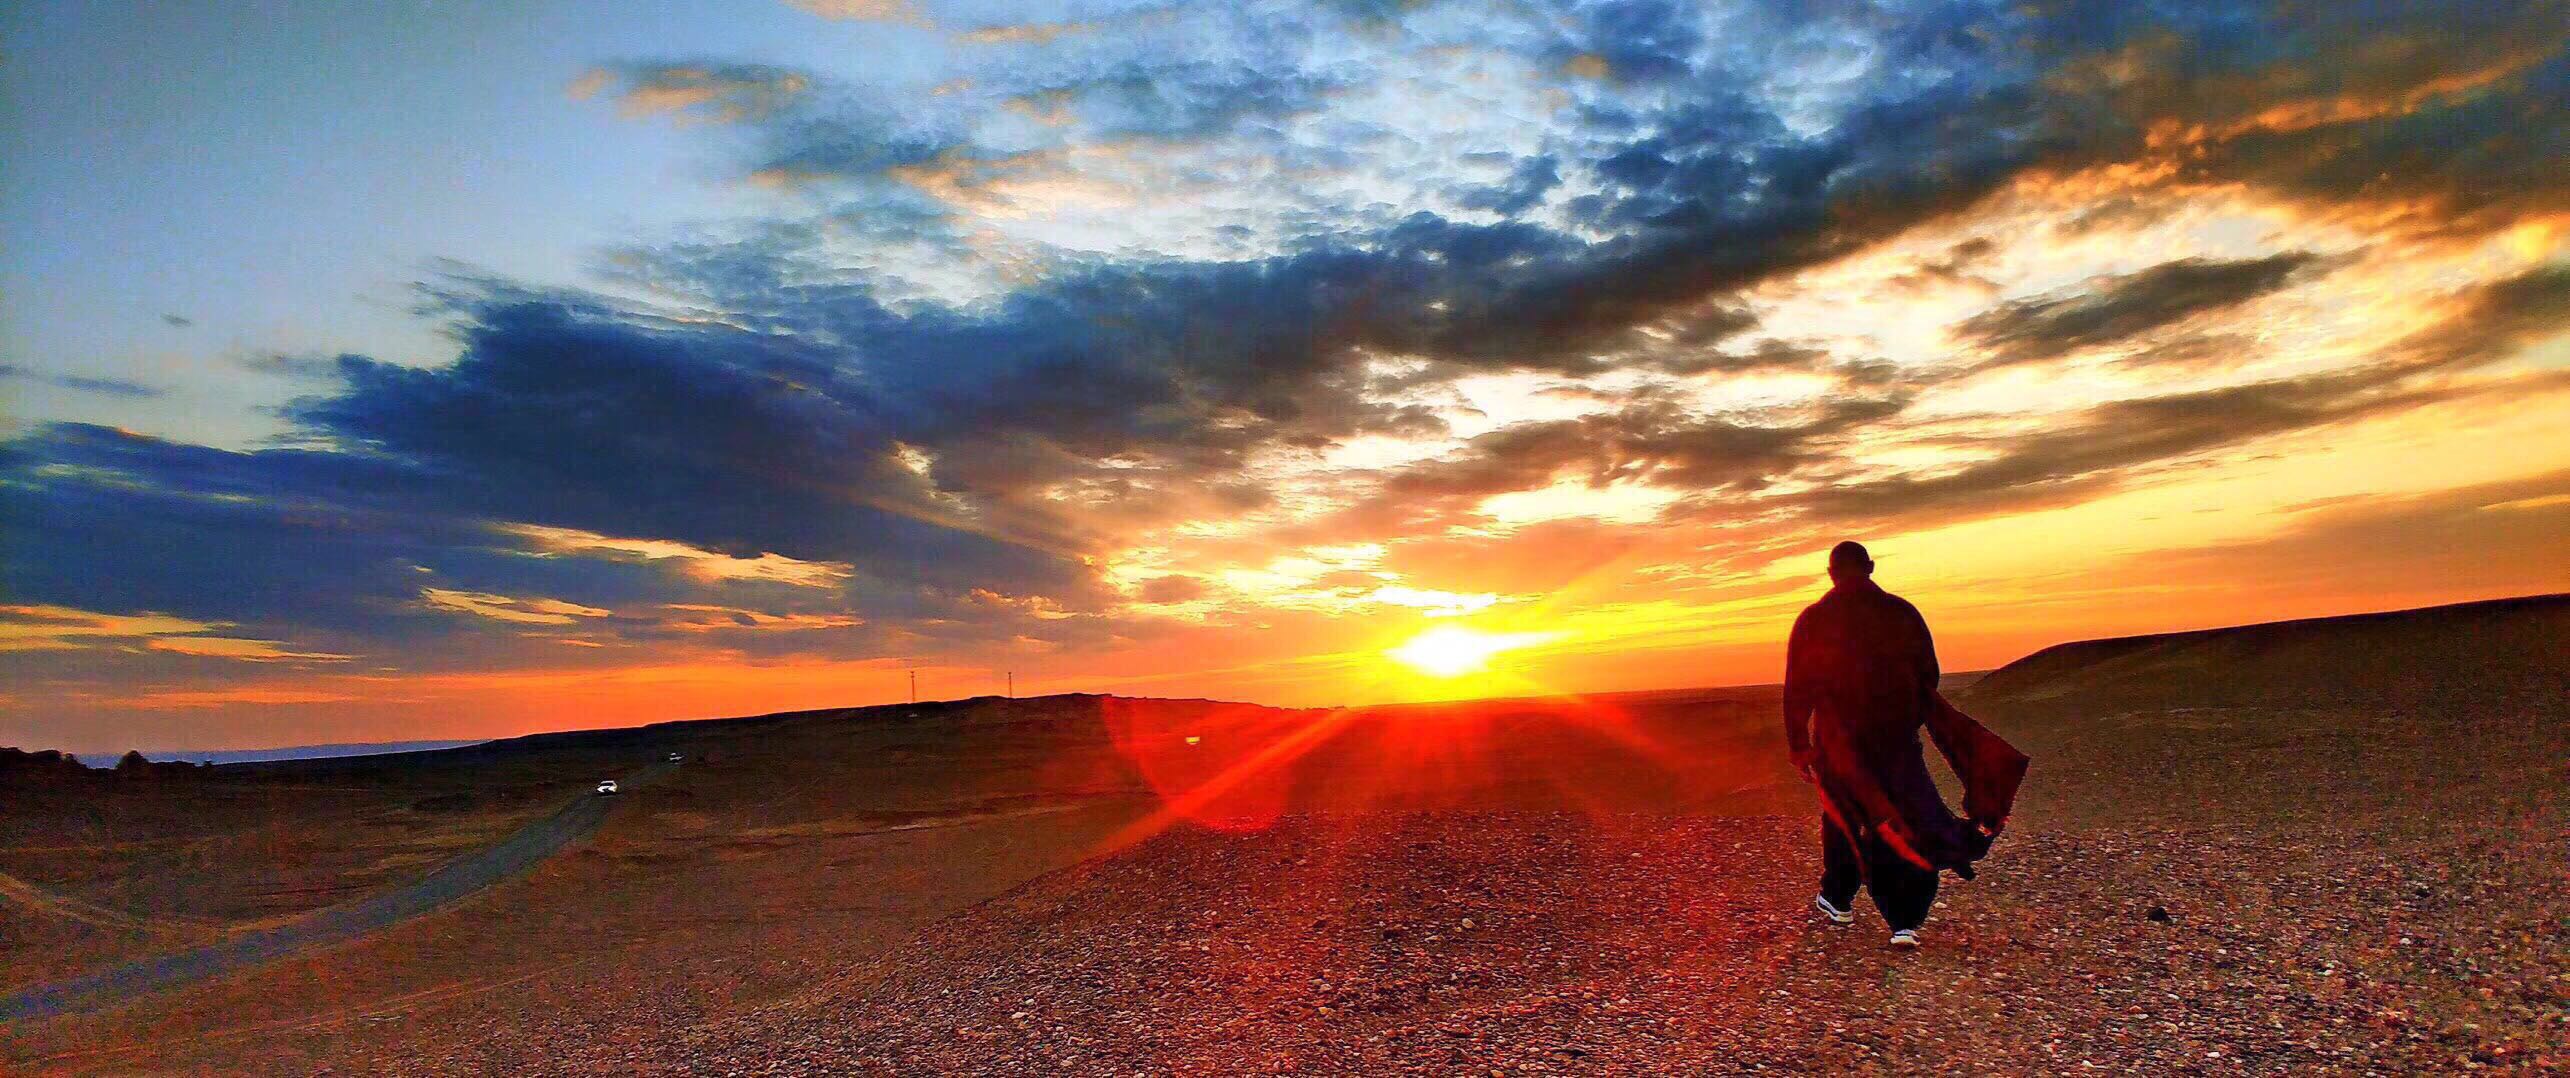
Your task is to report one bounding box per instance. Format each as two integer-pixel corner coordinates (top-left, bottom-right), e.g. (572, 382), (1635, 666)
(4, 0), (2566, 752)
(4, 0), (948, 443)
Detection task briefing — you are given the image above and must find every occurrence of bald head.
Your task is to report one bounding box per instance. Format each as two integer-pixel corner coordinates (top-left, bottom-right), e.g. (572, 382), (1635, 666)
(1828, 541), (1873, 585)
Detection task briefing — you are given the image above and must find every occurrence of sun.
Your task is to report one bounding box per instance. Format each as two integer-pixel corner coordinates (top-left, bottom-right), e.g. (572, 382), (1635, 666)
(1387, 626), (1555, 678)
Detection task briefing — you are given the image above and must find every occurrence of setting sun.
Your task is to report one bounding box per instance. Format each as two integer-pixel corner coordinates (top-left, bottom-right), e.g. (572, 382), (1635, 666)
(1387, 627), (1557, 678)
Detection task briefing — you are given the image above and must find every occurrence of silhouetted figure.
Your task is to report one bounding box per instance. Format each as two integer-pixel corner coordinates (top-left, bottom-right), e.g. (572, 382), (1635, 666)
(1784, 541), (2026, 948)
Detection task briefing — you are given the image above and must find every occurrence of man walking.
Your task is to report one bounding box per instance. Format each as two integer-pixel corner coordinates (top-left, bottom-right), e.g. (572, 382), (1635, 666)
(1784, 541), (2023, 949)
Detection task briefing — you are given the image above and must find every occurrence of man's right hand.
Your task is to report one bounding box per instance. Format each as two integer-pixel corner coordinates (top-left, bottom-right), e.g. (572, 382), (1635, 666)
(1791, 747), (1818, 784)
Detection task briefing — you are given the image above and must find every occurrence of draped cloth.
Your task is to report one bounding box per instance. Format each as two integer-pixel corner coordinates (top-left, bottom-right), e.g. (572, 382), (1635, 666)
(1786, 579), (2029, 876)
(1809, 693), (2026, 876)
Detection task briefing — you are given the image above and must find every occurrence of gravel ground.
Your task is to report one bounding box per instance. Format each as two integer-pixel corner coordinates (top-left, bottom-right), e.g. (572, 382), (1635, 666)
(597, 803), (2563, 1075)
(11, 656), (2561, 1075)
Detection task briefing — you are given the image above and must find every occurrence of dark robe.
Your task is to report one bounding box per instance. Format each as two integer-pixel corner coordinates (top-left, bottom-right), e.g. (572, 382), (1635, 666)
(1784, 579), (2027, 875)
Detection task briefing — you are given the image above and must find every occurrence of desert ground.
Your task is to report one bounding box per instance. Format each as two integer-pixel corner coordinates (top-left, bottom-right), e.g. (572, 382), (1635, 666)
(2, 595), (2563, 1074)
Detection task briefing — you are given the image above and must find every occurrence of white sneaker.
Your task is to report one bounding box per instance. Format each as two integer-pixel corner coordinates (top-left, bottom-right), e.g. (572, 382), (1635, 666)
(1888, 929), (1921, 949)
(1814, 895), (1854, 924)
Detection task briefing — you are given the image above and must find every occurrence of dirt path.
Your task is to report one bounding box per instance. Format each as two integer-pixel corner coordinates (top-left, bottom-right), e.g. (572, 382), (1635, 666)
(0, 873), (226, 937)
(0, 763), (673, 1023)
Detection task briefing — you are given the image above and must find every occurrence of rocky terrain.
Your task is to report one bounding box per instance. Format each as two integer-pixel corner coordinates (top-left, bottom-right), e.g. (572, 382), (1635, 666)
(2, 595), (2562, 1074)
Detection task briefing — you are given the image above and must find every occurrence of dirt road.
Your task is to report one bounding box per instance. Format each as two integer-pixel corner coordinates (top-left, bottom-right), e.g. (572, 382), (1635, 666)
(0, 762), (673, 1022)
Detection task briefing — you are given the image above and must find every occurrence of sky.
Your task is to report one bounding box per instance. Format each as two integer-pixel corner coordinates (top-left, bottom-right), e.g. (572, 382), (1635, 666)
(4, 0), (2566, 754)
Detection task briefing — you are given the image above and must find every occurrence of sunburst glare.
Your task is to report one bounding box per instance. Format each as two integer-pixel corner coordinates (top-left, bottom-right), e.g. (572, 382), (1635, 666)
(1387, 626), (1560, 678)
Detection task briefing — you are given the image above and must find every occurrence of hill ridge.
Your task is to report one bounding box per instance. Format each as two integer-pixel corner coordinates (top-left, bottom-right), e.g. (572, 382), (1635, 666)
(1965, 592), (2568, 708)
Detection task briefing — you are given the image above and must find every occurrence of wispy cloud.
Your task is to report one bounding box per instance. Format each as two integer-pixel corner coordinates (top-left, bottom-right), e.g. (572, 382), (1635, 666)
(657, 604), (862, 632)
(497, 523), (854, 588)
(0, 604), (346, 662)
(0, 364), (163, 399)
(419, 588), (612, 626)
(570, 63), (811, 125)
(1958, 253), (2331, 369)
(780, 0), (927, 25)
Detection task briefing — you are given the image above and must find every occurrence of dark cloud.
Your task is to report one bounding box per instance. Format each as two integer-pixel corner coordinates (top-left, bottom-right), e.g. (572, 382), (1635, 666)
(1024, 57), (1341, 142)
(161, 314), (194, 328)
(1138, 575), (1208, 604)
(0, 279), (1156, 667)
(241, 353), (352, 380)
(2114, 262), (2569, 385)
(2081, 4), (2570, 235)
(2381, 265), (2570, 373)
(290, 286), (1105, 599)
(1540, 0), (1704, 85)
(1654, 338), (1828, 378)
(1799, 262), (2570, 524)
(1, 424), (503, 644)
(1453, 155), (1563, 217)
(0, 364), (164, 399)
(1800, 368), (2561, 522)
(631, 2), (2078, 380)
(1884, 237), (1999, 295)
(1958, 253), (2326, 368)
(1365, 394), (1908, 528)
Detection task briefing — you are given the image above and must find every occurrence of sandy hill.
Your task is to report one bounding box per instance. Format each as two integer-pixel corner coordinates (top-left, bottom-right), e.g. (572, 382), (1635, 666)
(1965, 593), (2569, 710)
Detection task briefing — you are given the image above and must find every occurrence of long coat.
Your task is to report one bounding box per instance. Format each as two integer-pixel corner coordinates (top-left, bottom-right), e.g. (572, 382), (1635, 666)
(1785, 580), (2028, 875)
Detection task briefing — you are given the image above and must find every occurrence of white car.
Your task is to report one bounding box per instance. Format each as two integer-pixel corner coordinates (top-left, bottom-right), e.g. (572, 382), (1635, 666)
(665, 752), (682, 763)
(595, 779), (620, 795)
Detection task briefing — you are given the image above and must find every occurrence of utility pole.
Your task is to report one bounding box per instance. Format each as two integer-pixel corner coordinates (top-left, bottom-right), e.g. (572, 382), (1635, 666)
(1007, 671), (1014, 698)
(909, 668), (917, 703)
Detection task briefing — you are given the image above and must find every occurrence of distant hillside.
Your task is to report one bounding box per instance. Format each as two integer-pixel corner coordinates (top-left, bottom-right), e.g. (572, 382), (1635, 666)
(1964, 594), (2569, 710)
(79, 740), (488, 768)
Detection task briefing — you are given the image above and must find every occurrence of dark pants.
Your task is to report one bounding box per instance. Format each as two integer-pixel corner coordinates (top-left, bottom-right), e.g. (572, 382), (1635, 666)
(1821, 817), (1938, 931)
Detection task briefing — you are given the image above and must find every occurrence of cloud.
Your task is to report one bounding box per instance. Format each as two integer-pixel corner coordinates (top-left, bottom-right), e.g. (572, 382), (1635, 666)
(1366, 586), (1503, 618)
(0, 604), (216, 652)
(1363, 395), (1906, 530)
(1137, 575), (1208, 604)
(572, 63), (812, 125)
(781, 0), (926, 25)
(496, 523), (854, 588)
(953, 6), (1184, 46)
(289, 283), (1105, 598)
(1799, 367), (2564, 523)
(2380, 265), (2570, 373)
(2066, 3), (2570, 236)
(0, 604), (346, 662)
(144, 637), (352, 661)
(655, 604), (862, 632)
(0, 364), (163, 399)
(1957, 253), (2327, 368)
(0, 423), (539, 642)
(419, 588), (612, 625)
(1884, 237), (1999, 295)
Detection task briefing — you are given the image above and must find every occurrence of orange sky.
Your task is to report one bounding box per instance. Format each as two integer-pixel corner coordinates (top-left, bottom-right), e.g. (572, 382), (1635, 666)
(4, 2), (2567, 754)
